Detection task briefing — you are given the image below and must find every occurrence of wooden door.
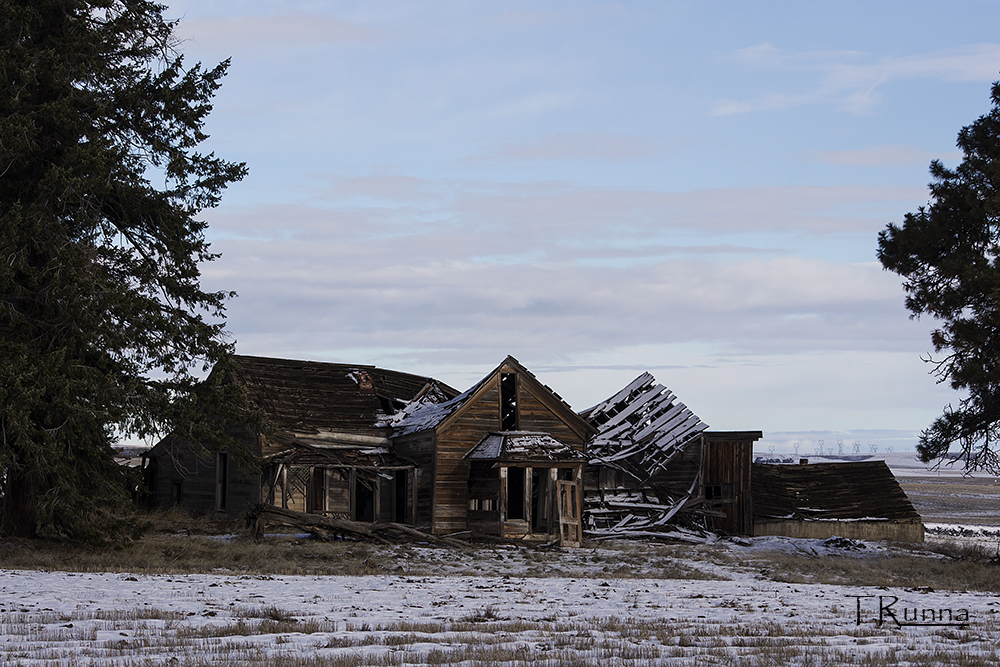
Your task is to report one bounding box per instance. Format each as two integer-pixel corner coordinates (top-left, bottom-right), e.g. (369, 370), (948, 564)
(557, 480), (582, 547)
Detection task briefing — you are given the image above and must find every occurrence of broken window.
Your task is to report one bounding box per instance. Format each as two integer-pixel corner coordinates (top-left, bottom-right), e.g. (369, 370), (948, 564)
(500, 373), (518, 431)
(469, 498), (495, 511)
(705, 484), (733, 501)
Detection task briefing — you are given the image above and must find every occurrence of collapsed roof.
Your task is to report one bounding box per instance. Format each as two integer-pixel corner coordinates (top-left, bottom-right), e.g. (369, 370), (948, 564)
(581, 372), (707, 484)
(580, 372), (710, 541)
(227, 355), (458, 436)
(752, 460), (922, 522)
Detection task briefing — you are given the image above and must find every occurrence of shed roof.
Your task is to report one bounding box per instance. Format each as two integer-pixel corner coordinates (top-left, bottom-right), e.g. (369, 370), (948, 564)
(752, 461), (922, 522)
(228, 355), (457, 434)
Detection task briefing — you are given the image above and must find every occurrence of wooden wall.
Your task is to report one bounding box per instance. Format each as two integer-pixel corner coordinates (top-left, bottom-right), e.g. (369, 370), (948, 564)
(429, 368), (590, 534)
(467, 462), (501, 534)
(147, 434), (260, 517)
(394, 431), (437, 528)
(755, 519), (924, 542)
(433, 384), (501, 532)
(702, 434), (755, 535)
(518, 384), (587, 447)
(651, 438), (702, 498)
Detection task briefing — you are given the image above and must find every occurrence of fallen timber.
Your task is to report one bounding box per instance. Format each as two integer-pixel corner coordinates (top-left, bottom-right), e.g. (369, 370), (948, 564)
(246, 505), (469, 549)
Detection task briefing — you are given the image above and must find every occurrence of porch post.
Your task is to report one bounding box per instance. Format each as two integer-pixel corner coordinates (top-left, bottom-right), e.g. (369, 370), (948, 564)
(499, 466), (507, 526)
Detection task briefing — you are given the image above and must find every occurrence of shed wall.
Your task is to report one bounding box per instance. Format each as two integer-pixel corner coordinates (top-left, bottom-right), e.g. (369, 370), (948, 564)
(754, 519), (925, 542)
(703, 437), (754, 535)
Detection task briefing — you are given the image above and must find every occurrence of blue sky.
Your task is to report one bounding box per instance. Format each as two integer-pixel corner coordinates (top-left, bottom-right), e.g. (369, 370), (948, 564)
(164, 0), (1000, 452)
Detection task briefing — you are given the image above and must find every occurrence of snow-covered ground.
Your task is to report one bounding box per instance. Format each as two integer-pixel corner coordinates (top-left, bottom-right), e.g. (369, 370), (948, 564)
(2, 537), (998, 666)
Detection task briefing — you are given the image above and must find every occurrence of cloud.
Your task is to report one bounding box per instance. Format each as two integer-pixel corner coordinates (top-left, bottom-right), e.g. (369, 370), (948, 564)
(471, 132), (694, 163)
(321, 173), (439, 202)
(209, 180), (925, 264)
(204, 229), (933, 433)
(202, 183), (922, 366)
(177, 14), (380, 52)
(713, 43), (1000, 115)
(198, 180), (942, 431)
(445, 182), (924, 239)
(804, 145), (960, 167)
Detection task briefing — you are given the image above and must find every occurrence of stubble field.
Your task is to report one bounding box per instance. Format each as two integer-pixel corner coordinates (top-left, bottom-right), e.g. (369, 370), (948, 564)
(0, 465), (997, 666)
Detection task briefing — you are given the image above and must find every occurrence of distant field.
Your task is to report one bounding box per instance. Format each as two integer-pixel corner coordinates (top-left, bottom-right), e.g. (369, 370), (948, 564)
(897, 476), (1000, 526)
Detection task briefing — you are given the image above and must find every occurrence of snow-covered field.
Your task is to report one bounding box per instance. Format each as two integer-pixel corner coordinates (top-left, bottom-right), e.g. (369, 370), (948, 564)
(2, 457), (996, 665)
(3, 535), (999, 666)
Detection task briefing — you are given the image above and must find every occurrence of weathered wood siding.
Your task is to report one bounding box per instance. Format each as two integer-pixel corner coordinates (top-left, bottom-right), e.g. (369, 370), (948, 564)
(467, 462), (501, 534)
(755, 519), (924, 542)
(393, 431), (437, 528)
(433, 384), (501, 532)
(431, 368), (591, 534)
(702, 436), (754, 536)
(650, 437), (702, 498)
(518, 384), (587, 448)
(147, 435), (260, 517)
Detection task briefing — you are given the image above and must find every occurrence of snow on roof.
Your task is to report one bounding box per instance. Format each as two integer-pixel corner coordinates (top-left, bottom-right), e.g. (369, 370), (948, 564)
(465, 432), (586, 462)
(582, 372), (707, 470)
(388, 383), (476, 436)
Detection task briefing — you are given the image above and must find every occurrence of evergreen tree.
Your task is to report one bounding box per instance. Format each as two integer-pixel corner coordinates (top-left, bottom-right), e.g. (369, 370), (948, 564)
(878, 80), (1000, 473)
(0, 0), (257, 542)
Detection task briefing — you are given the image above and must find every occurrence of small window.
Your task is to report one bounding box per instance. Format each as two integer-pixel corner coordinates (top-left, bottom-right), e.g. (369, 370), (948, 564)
(469, 499), (494, 511)
(705, 484), (723, 500)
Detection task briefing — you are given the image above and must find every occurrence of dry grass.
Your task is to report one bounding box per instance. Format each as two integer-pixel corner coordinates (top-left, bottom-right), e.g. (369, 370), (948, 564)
(1, 501), (999, 594)
(4, 610), (997, 667)
(0, 509), (721, 581)
(700, 540), (1000, 593)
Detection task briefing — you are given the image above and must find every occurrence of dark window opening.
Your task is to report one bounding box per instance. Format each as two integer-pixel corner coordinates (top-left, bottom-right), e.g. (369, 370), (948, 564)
(171, 480), (182, 506)
(354, 479), (375, 522)
(309, 467), (327, 513)
(506, 467), (525, 520)
(392, 470), (407, 523)
(500, 373), (518, 431)
(705, 484), (734, 501)
(215, 453), (228, 511)
(531, 468), (551, 533)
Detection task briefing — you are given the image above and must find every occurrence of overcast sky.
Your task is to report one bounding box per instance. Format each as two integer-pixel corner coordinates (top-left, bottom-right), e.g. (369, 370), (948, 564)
(163, 0), (1000, 453)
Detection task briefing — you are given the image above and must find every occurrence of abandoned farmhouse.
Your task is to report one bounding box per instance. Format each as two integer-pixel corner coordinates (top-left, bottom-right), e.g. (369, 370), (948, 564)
(143, 355), (923, 544)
